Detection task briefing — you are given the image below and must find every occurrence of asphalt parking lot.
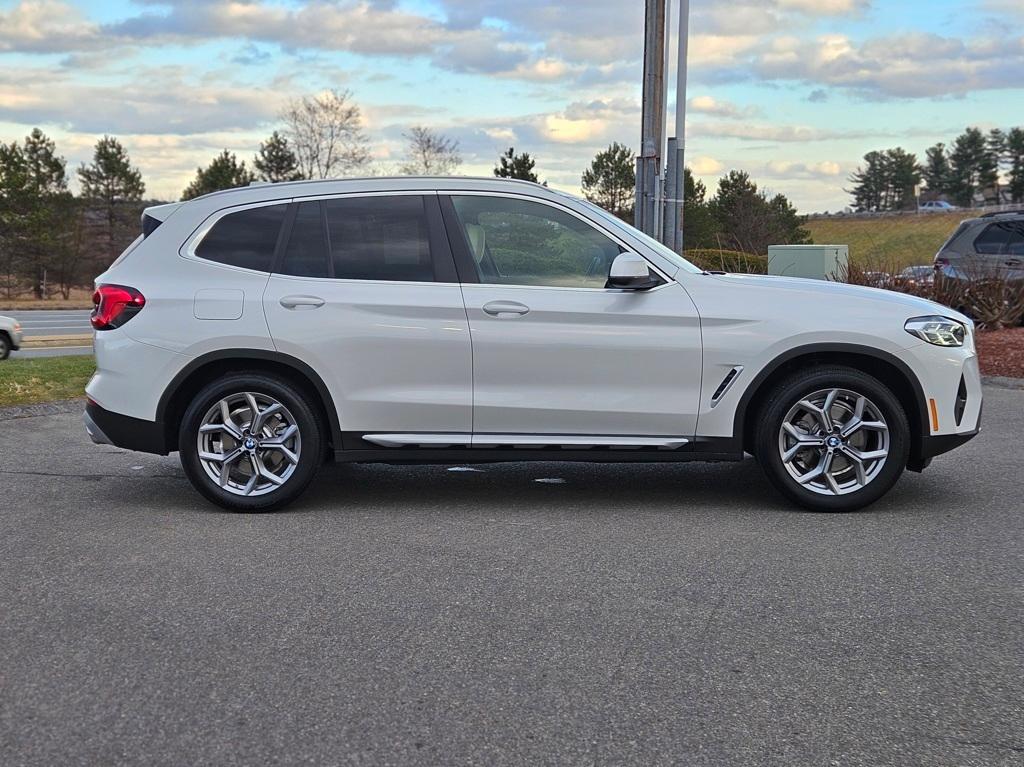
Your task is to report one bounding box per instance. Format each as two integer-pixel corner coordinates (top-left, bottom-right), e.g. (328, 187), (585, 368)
(1, 385), (1021, 766)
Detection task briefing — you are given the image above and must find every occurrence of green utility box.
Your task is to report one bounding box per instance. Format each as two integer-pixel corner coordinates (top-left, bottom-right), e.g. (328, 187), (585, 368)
(767, 245), (849, 281)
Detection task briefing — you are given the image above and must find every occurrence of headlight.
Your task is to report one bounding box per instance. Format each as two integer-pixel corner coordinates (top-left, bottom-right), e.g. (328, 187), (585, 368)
(904, 316), (966, 347)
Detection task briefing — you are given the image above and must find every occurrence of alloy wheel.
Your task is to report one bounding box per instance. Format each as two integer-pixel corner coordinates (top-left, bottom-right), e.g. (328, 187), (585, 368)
(196, 392), (301, 497)
(777, 388), (890, 496)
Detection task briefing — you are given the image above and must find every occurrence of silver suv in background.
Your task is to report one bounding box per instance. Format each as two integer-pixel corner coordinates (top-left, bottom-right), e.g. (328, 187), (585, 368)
(933, 210), (1024, 282)
(0, 315), (23, 360)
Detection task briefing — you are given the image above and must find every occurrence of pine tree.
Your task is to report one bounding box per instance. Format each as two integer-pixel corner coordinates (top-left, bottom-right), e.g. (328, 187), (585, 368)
(78, 136), (146, 272)
(182, 150), (255, 200)
(923, 143), (950, 198)
(980, 129), (1005, 203)
(493, 147), (539, 182)
(581, 142), (635, 221)
(847, 151), (888, 212)
(1006, 127), (1024, 204)
(947, 127), (988, 207)
(681, 167), (716, 251)
(886, 148), (923, 211)
(10, 129), (69, 298)
(254, 131), (302, 183)
(709, 170), (809, 254)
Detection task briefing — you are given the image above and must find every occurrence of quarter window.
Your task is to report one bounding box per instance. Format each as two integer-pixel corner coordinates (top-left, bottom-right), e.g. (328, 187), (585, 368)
(449, 196), (624, 288)
(323, 195), (434, 282)
(195, 204), (287, 272)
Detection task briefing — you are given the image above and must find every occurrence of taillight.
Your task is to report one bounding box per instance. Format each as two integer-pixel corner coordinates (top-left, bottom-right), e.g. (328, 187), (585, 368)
(934, 257), (950, 271)
(91, 284), (146, 330)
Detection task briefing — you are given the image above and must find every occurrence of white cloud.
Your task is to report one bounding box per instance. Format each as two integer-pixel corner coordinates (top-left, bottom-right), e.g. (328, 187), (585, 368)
(688, 96), (760, 119)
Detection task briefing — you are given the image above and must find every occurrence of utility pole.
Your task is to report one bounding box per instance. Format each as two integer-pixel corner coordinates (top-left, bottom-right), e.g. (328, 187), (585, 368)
(663, 0), (689, 253)
(635, 0), (667, 238)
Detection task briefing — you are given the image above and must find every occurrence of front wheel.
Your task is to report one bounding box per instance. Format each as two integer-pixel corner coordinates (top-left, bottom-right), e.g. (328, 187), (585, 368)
(179, 373), (324, 512)
(754, 366), (910, 512)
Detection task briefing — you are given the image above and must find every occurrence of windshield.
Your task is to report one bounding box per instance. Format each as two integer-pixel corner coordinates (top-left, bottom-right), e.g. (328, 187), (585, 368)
(558, 193), (704, 274)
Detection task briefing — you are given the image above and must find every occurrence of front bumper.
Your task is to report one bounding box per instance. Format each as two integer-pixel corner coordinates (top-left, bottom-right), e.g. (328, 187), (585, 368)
(84, 399), (169, 455)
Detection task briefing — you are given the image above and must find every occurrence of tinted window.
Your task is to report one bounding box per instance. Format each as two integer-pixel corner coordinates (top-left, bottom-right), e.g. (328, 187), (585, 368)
(324, 195), (434, 282)
(974, 223), (1024, 256)
(450, 196), (623, 288)
(195, 204), (286, 272)
(280, 201), (329, 278)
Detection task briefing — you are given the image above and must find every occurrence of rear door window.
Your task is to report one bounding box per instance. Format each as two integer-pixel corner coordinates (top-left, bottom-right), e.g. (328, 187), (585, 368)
(973, 222), (1022, 256)
(323, 195), (435, 282)
(195, 204), (287, 272)
(279, 201), (329, 278)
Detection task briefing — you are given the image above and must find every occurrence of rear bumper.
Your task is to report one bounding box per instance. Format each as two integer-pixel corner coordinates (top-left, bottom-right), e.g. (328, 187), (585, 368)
(84, 399), (169, 455)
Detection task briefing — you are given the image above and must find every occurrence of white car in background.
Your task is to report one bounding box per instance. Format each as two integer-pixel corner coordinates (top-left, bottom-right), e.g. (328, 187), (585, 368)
(0, 315), (23, 360)
(84, 177), (982, 513)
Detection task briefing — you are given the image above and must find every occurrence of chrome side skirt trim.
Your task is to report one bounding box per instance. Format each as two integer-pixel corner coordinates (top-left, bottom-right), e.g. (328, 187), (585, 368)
(362, 433), (690, 449)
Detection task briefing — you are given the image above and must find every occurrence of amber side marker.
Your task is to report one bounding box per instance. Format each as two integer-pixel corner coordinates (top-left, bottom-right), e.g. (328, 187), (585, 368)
(929, 398), (940, 432)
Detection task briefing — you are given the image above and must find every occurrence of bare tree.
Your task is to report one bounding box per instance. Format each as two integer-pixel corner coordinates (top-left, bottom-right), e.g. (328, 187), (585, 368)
(399, 126), (462, 175)
(281, 90), (371, 179)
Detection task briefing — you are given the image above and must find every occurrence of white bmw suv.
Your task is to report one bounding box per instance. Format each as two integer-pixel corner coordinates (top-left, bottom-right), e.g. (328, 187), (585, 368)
(84, 177), (982, 513)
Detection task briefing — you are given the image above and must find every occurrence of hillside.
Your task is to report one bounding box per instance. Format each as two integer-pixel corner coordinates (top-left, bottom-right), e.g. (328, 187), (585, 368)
(806, 211), (963, 269)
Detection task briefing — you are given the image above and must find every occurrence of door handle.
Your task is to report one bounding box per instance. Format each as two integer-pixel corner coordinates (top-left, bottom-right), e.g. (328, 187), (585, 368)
(482, 300), (530, 317)
(280, 295), (325, 310)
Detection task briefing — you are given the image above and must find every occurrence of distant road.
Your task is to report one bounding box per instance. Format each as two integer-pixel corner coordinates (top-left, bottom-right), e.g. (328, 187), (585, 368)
(4, 309), (93, 339)
(2, 309), (93, 359)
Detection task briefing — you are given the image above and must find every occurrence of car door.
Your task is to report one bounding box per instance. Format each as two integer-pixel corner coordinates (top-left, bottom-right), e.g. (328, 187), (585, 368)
(441, 193), (702, 442)
(971, 220), (1024, 280)
(262, 193), (472, 439)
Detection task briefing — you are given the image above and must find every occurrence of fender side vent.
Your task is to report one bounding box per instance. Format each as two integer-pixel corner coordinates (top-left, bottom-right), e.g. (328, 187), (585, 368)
(710, 366), (743, 408)
(954, 375), (968, 426)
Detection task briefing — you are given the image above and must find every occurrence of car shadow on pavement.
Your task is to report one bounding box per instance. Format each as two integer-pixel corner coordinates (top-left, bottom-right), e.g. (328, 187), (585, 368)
(107, 453), (973, 518)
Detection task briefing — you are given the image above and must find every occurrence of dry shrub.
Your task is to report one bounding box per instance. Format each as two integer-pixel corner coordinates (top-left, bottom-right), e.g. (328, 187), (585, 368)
(684, 248), (768, 274)
(839, 259), (1024, 330)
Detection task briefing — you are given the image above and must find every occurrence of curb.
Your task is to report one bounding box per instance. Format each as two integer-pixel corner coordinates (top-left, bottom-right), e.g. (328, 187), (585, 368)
(982, 375), (1024, 391)
(0, 398), (83, 421)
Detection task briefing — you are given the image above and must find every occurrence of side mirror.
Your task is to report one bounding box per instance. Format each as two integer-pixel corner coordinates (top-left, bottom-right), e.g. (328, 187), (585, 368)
(606, 253), (661, 290)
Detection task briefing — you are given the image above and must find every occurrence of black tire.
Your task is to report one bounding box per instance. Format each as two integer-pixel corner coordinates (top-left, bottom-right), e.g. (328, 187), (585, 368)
(754, 365), (910, 512)
(178, 372), (324, 512)
(0, 333), (9, 361)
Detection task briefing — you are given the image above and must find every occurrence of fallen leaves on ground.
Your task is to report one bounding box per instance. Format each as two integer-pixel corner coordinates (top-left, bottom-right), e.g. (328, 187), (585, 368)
(976, 327), (1024, 378)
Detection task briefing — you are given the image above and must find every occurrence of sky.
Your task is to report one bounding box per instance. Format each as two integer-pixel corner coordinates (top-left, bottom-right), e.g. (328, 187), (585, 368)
(1, 0), (1022, 211)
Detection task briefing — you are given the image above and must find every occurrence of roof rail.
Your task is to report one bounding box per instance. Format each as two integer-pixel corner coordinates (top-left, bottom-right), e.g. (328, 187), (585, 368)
(979, 209), (1024, 218)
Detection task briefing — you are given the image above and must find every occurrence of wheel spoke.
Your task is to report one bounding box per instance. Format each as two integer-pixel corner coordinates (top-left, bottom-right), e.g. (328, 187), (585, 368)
(199, 446), (245, 465)
(218, 400), (243, 440)
(252, 403), (283, 435)
(796, 451), (829, 484)
(842, 446), (888, 463)
(840, 446), (869, 486)
(255, 455), (285, 486)
(799, 398), (834, 433)
(241, 454), (259, 496)
(781, 422), (826, 463)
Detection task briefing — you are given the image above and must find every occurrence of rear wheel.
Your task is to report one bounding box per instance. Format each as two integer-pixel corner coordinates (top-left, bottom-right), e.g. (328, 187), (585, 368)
(754, 366), (910, 512)
(179, 373), (323, 512)
(0, 334), (9, 360)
